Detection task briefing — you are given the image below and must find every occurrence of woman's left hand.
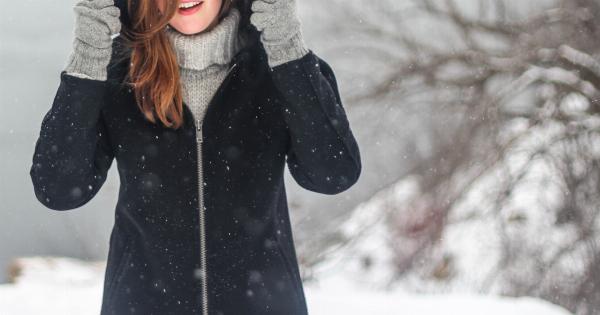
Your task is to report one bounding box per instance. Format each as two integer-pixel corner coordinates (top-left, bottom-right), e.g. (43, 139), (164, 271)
(250, 2), (361, 194)
(250, 0), (310, 68)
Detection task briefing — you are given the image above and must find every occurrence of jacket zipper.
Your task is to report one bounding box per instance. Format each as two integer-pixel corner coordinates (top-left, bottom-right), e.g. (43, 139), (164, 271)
(195, 61), (238, 315)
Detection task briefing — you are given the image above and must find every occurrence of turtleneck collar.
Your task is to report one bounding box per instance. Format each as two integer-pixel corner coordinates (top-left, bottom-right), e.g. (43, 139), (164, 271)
(164, 7), (243, 71)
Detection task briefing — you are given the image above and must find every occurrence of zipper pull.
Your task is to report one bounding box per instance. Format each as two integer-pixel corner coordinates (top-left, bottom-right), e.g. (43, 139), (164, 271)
(197, 119), (203, 143)
(226, 62), (238, 77)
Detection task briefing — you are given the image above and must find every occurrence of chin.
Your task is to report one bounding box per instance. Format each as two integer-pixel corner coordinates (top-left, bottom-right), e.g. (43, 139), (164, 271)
(170, 23), (209, 35)
(170, 13), (215, 35)
(180, 28), (207, 35)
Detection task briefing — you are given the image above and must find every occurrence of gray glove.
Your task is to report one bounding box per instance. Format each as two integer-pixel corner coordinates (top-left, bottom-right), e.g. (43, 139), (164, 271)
(250, 0), (310, 68)
(64, 0), (121, 81)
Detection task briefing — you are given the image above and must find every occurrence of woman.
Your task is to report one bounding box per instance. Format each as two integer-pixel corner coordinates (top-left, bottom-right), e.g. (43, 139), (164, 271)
(29, 0), (361, 314)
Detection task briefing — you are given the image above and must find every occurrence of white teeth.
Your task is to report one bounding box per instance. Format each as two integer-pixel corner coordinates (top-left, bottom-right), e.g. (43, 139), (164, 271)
(179, 1), (201, 9)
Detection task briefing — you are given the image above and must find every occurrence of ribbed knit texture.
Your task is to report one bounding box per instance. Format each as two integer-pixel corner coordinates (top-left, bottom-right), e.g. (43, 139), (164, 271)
(261, 30), (309, 68)
(164, 8), (243, 124)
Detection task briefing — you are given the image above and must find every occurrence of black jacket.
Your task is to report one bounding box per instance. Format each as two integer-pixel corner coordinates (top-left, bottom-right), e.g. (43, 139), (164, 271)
(29, 6), (361, 315)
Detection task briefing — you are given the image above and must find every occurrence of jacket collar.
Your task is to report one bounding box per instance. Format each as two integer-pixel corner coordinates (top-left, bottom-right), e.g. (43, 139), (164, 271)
(175, 37), (268, 131)
(229, 36), (268, 88)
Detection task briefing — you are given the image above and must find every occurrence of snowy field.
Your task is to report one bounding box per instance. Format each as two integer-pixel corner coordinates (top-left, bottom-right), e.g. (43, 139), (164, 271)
(0, 257), (572, 315)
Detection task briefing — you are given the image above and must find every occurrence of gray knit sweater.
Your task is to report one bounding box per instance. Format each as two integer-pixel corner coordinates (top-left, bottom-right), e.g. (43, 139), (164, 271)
(163, 7), (244, 126)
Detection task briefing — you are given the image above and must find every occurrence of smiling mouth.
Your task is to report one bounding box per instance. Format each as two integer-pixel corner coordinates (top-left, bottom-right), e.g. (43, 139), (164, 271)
(179, 1), (204, 13)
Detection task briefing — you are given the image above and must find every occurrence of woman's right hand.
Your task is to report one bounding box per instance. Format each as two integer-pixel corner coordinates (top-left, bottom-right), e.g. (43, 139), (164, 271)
(64, 0), (122, 81)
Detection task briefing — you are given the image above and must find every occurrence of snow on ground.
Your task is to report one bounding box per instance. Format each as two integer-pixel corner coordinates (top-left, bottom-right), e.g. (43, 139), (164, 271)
(0, 256), (572, 315)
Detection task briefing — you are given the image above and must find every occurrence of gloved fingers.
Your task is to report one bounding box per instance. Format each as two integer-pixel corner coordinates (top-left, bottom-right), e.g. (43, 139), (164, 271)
(250, 0), (303, 43)
(74, 3), (121, 20)
(74, 5), (121, 34)
(74, 0), (121, 24)
(250, 11), (281, 32)
(251, 0), (275, 13)
(73, 8), (121, 48)
(100, 6), (122, 34)
(102, 5), (121, 18)
(249, 11), (265, 30)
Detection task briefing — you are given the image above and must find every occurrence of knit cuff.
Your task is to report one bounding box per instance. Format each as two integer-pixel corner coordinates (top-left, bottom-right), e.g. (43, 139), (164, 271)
(262, 30), (310, 69)
(64, 38), (112, 81)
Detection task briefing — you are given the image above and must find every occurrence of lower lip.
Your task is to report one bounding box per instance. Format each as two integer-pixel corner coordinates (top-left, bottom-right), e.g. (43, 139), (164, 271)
(178, 2), (204, 16)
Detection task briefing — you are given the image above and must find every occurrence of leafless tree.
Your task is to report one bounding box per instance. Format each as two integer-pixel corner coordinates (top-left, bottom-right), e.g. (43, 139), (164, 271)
(308, 0), (600, 313)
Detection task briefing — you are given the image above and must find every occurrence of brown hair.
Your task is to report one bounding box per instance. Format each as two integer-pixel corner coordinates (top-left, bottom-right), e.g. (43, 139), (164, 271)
(120, 0), (235, 129)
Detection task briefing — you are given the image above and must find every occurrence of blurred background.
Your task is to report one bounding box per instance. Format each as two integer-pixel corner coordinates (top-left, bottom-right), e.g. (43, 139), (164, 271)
(1, 0), (599, 314)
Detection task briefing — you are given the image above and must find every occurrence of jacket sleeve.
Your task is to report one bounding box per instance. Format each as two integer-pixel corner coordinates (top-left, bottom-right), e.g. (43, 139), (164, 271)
(270, 50), (362, 195)
(30, 70), (114, 210)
